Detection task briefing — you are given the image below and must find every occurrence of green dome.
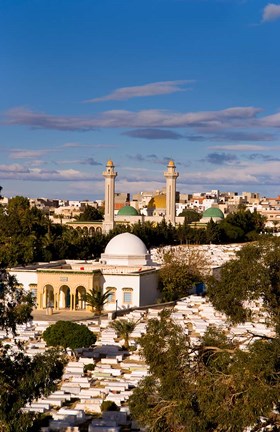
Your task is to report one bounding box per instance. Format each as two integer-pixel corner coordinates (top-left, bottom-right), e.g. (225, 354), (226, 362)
(117, 205), (139, 216)
(202, 207), (224, 219)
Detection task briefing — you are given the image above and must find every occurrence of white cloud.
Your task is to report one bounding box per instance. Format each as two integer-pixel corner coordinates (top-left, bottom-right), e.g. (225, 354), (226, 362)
(3, 106), (261, 131)
(0, 165), (102, 182)
(9, 149), (48, 159)
(261, 111), (280, 127)
(0, 164), (30, 174)
(262, 3), (280, 22)
(84, 80), (193, 103)
(178, 160), (280, 186)
(62, 142), (117, 149)
(209, 144), (280, 151)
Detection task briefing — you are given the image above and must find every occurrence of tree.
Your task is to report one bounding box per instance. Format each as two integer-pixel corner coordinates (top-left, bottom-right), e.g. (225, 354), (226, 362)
(219, 209), (266, 243)
(129, 309), (280, 431)
(159, 247), (207, 301)
(207, 236), (280, 329)
(110, 319), (139, 350)
(129, 238), (280, 430)
(0, 196), (50, 267)
(43, 320), (96, 350)
(0, 347), (65, 432)
(83, 287), (113, 316)
(205, 219), (221, 244)
(76, 205), (103, 221)
(129, 310), (195, 431)
(0, 270), (65, 431)
(0, 272), (34, 334)
(178, 209), (201, 224)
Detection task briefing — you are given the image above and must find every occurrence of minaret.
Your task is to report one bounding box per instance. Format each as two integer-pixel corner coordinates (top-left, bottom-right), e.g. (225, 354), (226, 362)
(164, 160), (179, 225)
(102, 160), (117, 233)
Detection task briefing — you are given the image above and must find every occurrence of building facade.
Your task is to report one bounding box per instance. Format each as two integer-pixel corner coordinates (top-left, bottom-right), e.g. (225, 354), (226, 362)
(10, 233), (159, 313)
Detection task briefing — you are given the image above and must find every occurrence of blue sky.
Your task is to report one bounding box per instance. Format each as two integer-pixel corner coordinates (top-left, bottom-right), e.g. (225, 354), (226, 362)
(1, 0), (280, 200)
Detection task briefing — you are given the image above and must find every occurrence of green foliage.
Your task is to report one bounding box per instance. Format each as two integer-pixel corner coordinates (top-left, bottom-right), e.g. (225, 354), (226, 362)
(100, 401), (119, 412)
(0, 347), (65, 432)
(110, 319), (139, 349)
(207, 236), (280, 330)
(218, 209), (266, 243)
(0, 192), (269, 268)
(0, 269), (65, 432)
(83, 287), (112, 315)
(130, 237), (280, 430)
(84, 363), (95, 373)
(129, 311), (280, 431)
(0, 271), (34, 335)
(178, 209), (201, 223)
(0, 193), (107, 267)
(205, 219), (221, 244)
(0, 197), (49, 267)
(75, 205), (104, 221)
(43, 320), (96, 350)
(159, 248), (206, 301)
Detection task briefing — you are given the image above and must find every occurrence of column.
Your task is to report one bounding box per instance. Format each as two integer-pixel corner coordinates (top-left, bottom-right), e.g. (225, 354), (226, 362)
(102, 160), (118, 233)
(164, 160), (179, 226)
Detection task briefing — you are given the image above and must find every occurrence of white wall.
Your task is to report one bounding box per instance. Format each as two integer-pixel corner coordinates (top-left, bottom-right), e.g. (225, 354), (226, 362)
(102, 273), (141, 311)
(101, 270), (159, 311)
(139, 271), (159, 306)
(9, 270), (37, 291)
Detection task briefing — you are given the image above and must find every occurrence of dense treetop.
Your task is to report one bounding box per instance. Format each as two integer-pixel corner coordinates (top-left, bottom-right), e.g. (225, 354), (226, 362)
(159, 247), (207, 301)
(75, 204), (104, 221)
(0, 189), (269, 268)
(43, 320), (97, 350)
(0, 270), (65, 431)
(129, 238), (280, 430)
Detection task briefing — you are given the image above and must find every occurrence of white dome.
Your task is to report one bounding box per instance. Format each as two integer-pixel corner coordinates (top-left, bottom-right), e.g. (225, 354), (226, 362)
(104, 233), (148, 256)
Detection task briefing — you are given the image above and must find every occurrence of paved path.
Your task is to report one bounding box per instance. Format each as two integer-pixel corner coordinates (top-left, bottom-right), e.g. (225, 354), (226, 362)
(31, 309), (102, 322)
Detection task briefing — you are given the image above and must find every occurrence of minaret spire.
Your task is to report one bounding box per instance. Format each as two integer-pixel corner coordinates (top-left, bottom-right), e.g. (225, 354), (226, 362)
(102, 160), (117, 233)
(164, 160), (179, 225)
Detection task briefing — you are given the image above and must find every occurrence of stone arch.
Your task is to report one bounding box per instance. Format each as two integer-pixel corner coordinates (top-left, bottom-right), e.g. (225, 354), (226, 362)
(82, 226), (88, 236)
(96, 226), (102, 233)
(29, 284), (37, 303)
(89, 227), (95, 236)
(76, 286), (86, 310)
(43, 284), (54, 309)
(59, 285), (71, 309)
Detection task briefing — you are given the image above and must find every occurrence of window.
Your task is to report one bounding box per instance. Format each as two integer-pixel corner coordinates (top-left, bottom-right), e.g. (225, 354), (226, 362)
(106, 287), (116, 303)
(29, 285), (37, 301)
(122, 288), (133, 304)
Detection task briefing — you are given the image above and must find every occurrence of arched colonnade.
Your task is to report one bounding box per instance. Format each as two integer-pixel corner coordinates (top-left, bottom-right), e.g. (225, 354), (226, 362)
(39, 284), (87, 310)
(67, 223), (103, 236)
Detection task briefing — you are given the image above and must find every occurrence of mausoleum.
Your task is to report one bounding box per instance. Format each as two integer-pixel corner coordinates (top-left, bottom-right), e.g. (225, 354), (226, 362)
(10, 233), (159, 313)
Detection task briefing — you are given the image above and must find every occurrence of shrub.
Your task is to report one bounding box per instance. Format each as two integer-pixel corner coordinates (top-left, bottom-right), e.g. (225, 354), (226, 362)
(101, 401), (119, 412)
(42, 321), (96, 350)
(84, 363), (95, 373)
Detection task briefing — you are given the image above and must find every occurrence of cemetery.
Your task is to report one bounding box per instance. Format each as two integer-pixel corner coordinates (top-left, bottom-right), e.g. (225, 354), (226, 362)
(2, 290), (274, 431)
(2, 241), (277, 431)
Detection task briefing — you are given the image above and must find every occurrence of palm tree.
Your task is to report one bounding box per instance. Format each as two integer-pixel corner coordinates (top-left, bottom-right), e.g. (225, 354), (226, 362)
(110, 319), (140, 350)
(83, 287), (113, 316)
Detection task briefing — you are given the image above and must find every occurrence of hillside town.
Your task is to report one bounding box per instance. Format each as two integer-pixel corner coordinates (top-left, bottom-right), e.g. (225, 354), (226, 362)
(2, 1), (280, 430)
(1, 165), (280, 430)
(1, 160), (280, 231)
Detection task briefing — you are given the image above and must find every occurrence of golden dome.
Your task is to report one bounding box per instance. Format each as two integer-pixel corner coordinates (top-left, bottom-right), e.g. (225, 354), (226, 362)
(106, 159), (114, 166)
(168, 160), (175, 167)
(148, 194), (166, 209)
